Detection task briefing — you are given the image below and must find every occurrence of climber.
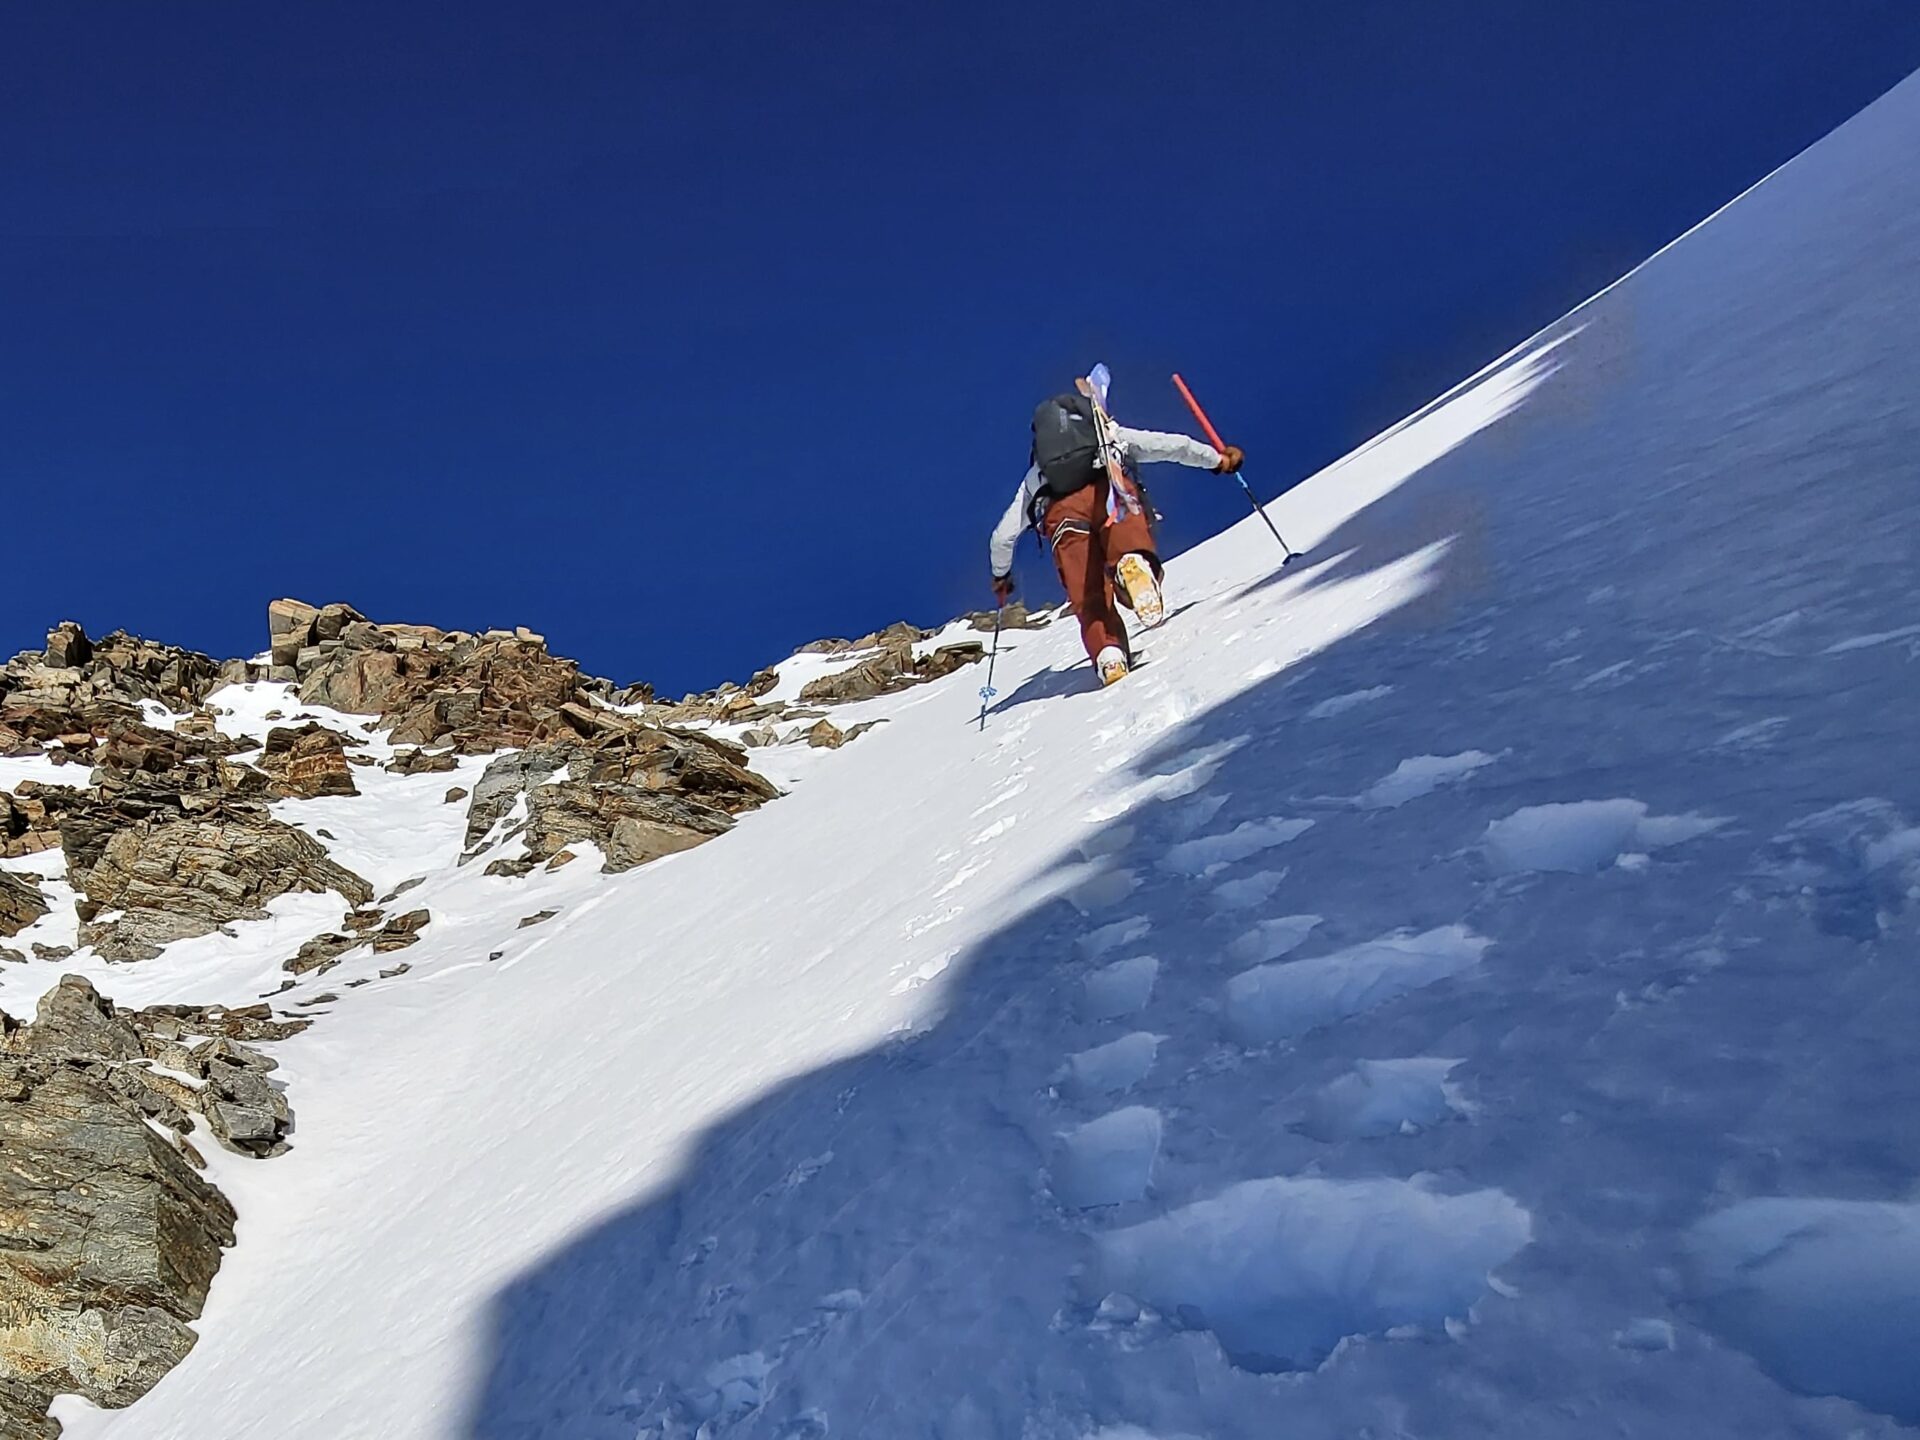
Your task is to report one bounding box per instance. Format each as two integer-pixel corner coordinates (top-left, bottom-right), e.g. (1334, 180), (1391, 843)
(988, 371), (1242, 686)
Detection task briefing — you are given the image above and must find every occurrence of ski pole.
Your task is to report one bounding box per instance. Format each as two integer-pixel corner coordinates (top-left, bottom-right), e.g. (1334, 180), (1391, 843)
(977, 608), (1003, 731)
(1170, 372), (1298, 564)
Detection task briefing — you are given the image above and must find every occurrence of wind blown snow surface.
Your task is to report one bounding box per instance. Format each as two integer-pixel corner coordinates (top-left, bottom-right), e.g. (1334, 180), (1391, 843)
(23, 67), (1920, 1440)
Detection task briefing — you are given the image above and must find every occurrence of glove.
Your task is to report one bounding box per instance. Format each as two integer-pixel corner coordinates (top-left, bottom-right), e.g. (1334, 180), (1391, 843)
(1214, 444), (1245, 474)
(991, 574), (1016, 607)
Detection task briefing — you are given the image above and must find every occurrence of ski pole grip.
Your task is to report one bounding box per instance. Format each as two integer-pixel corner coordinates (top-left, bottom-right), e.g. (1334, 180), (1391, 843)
(1171, 373), (1231, 453)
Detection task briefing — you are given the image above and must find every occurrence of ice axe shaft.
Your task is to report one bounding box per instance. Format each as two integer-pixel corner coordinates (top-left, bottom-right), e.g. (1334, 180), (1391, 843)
(1170, 372), (1298, 563)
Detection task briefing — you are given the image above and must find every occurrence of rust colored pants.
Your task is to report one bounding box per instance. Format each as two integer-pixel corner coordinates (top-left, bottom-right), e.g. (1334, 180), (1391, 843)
(1039, 475), (1161, 663)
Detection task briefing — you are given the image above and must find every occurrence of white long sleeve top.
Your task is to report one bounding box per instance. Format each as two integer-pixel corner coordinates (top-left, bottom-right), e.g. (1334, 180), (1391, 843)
(988, 423), (1222, 578)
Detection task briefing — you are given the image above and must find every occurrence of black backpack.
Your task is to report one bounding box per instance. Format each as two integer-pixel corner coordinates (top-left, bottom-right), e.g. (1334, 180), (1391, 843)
(1031, 392), (1104, 496)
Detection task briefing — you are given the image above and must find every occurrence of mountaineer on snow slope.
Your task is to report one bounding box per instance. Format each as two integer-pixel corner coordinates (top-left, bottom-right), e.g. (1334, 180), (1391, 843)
(989, 367), (1244, 685)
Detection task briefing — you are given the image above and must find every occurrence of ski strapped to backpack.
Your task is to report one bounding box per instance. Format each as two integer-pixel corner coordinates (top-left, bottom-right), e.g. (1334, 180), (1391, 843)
(1081, 374), (1146, 525)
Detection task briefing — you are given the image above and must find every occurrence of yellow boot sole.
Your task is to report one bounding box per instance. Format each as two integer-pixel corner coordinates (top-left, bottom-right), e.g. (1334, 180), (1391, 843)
(1115, 554), (1165, 629)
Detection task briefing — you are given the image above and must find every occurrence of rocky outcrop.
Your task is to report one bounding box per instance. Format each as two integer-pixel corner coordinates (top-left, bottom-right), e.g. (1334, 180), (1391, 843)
(280, 901), (432, 977)
(526, 781), (730, 870)
(920, 641), (988, 680)
(41, 624), (90, 673)
(650, 665), (786, 727)
(464, 725), (777, 874)
(285, 929), (365, 977)
(196, 1041), (295, 1159)
(268, 598), (623, 755)
(2, 592), (1002, 979)
(132, 1001), (309, 1046)
(50, 720), (260, 887)
(796, 620), (930, 657)
(255, 723), (358, 800)
(0, 789), (72, 861)
(964, 600), (1054, 633)
(267, 598), (324, 671)
(8, 977), (298, 1163)
(797, 634), (987, 705)
(0, 1057), (230, 1431)
(796, 651), (909, 705)
(463, 747), (575, 850)
(0, 873), (47, 939)
(386, 747), (459, 776)
(11, 710), (373, 961)
(0, 623), (230, 763)
(0, 1380), (58, 1440)
(73, 813), (372, 962)
(0, 976), (300, 1435)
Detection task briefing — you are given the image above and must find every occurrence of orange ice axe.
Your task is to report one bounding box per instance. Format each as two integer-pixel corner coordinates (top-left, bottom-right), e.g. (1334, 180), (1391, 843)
(1172, 372), (1298, 564)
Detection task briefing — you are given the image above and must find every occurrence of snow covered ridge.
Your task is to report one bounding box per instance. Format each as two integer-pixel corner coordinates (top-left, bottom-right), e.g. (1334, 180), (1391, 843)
(10, 66), (1920, 1440)
(0, 598), (1006, 1433)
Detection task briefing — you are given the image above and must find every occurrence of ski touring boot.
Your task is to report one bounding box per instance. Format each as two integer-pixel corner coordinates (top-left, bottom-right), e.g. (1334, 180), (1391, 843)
(1096, 645), (1131, 687)
(1114, 552), (1165, 629)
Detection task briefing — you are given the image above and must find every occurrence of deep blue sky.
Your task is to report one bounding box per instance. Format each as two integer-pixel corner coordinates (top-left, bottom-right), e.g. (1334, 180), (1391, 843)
(6, 4), (1918, 695)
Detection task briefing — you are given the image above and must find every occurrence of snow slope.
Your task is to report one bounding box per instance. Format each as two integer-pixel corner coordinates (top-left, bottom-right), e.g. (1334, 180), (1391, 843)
(20, 67), (1920, 1440)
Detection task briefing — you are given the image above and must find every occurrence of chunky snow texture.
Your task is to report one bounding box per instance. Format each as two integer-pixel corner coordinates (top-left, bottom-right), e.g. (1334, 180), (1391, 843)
(1061, 1032), (1161, 1100)
(1098, 1177), (1531, 1372)
(1482, 798), (1722, 873)
(8, 66), (1920, 1440)
(1227, 925), (1490, 1044)
(1053, 1106), (1163, 1209)
(1297, 1057), (1466, 1141)
(1687, 1199), (1920, 1425)
(1357, 751), (1497, 810)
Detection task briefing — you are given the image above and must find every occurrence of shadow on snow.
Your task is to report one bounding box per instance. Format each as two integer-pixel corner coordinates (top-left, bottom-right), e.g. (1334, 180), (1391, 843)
(459, 166), (1920, 1440)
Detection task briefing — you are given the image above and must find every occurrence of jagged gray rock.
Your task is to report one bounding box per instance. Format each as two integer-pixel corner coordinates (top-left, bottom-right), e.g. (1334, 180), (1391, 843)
(463, 746), (575, 851)
(199, 1041), (293, 1158)
(15, 975), (145, 1062)
(4, 978), (295, 1157)
(796, 636), (986, 704)
(74, 815), (372, 962)
(526, 781), (732, 871)
(0, 978), (245, 1433)
(464, 727), (777, 875)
